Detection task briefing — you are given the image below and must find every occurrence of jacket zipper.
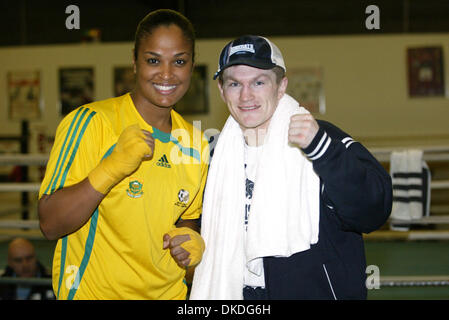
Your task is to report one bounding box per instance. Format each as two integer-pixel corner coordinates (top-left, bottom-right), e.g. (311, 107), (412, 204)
(322, 264), (337, 300)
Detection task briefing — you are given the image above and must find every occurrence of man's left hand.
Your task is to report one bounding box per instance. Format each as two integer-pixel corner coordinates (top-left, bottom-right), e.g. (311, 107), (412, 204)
(288, 114), (319, 149)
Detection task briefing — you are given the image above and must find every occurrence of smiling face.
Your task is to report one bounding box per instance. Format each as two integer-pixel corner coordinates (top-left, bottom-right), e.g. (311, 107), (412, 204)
(218, 65), (288, 133)
(133, 24), (193, 110)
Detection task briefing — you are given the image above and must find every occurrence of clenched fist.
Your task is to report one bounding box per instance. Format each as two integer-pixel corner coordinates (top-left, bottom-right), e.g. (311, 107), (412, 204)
(88, 124), (154, 194)
(288, 114), (319, 149)
(163, 227), (205, 268)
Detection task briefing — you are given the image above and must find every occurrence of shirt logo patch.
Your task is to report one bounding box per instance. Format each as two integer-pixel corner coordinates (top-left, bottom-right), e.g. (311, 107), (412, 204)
(127, 180), (143, 198)
(156, 154), (171, 168)
(175, 189), (189, 207)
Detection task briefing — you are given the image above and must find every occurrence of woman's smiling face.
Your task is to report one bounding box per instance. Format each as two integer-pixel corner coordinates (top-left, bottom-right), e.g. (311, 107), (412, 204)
(133, 24), (193, 109)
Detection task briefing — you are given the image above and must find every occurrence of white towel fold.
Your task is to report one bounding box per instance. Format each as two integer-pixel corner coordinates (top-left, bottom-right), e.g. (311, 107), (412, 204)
(390, 149), (428, 221)
(190, 94), (320, 300)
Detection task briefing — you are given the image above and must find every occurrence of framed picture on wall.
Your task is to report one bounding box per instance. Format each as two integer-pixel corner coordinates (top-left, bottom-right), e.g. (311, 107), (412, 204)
(407, 46), (445, 97)
(286, 67), (325, 114)
(7, 70), (41, 120)
(113, 66), (135, 97)
(174, 65), (209, 115)
(59, 67), (94, 116)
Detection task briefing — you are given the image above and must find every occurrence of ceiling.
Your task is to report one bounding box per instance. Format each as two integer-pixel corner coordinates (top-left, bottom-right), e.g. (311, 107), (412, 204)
(0, 0), (448, 47)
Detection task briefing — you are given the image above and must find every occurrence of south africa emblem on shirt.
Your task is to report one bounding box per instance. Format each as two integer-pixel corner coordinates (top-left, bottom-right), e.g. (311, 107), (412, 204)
(127, 180), (143, 198)
(175, 189), (189, 207)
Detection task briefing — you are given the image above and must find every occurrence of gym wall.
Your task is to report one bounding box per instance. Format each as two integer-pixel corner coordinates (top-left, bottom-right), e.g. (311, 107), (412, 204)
(0, 32), (448, 152)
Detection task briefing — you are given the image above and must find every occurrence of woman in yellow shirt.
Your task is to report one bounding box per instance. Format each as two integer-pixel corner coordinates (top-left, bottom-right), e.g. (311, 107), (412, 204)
(38, 9), (209, 300)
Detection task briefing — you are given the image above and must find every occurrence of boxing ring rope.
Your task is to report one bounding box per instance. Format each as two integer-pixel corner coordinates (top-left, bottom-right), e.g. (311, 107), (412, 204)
(0, 154), (48, 166)
(0, 149), (448, 216)
(0, 154), (45, 193)
(0, 181), (428, 192)
(0, 153), (46, 218)
(0, 183), (40, 192)
(370, 146), (449, 162)
(0, 274), (447, 290)
(380, 276), (449, 287)
(0, 219), (39, 230)
(1, 275), (448, 288)
(0, 153), (46, 243)
(0, 276), (52, 286)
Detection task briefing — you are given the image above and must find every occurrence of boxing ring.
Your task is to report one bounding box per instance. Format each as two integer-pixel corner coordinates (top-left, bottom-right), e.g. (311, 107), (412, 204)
(0, 147), (448, 299)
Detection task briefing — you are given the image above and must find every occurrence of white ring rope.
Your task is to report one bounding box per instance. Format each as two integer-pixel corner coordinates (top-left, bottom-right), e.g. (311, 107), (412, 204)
(0, 181), (447, 193)
(370, 145), (449, 155)
(0, 219), (39, 229)
(0, 274), (447, 288)
(0, 154), (48, 165)
(0, 277), (52, 286)
(0, 183), (40, 192)
(391, 215), (449, 225)
(380, 275), (449, 287)
(0, 150), (445, 191)
(364, 230), (449, 241)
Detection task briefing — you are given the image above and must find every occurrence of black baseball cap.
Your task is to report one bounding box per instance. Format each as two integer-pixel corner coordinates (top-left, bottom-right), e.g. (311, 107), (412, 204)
(213, 35), (286, 80)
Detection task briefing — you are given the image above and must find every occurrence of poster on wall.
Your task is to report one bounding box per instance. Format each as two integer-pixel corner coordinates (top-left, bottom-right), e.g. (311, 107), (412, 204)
(286, 67), (325, 114)
(59, 67), (94, 116)
(113, 66), (135, 97)
(7, 70), (41, 120)
(407, 46), (445, 97)
(174, 65), (209, 114)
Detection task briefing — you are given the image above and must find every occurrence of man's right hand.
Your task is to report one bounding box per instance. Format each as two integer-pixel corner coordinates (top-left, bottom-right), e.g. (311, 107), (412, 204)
(88, 124), (154, 195)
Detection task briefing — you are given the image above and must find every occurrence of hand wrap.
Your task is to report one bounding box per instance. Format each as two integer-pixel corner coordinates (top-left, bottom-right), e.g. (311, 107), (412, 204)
(88, 124), (152, 194)
(166, 227), (205, 267)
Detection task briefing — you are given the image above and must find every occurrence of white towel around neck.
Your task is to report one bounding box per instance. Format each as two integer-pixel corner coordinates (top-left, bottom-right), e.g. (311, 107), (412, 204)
(190, 94), (320, 300)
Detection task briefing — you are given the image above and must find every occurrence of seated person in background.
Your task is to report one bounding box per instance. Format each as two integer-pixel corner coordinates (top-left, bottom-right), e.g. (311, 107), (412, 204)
(0, 237), (54, 300)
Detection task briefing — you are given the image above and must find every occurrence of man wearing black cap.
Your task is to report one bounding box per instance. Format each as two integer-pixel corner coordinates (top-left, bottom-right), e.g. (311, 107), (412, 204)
(190, 35), (392, 300)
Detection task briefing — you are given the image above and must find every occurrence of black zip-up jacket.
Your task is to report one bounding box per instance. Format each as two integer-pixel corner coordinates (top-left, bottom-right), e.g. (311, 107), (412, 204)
(209, 120), (392, 299)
